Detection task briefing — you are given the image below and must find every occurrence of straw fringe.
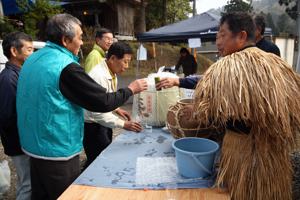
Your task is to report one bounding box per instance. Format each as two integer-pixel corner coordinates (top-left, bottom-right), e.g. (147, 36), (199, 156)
(193, 47), (300, 200)
(217, 131), (292, 200)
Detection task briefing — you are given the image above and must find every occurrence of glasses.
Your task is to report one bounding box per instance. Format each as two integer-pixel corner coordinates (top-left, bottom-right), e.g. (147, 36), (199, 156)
(102, 36), (114, 42)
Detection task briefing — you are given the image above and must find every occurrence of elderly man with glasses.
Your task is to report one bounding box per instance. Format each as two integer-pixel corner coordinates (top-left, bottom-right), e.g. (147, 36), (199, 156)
(84, 28), (114, 73)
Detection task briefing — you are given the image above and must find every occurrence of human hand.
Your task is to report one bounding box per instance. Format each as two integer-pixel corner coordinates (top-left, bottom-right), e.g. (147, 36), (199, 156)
(123, 121), (143, 132)
(128, 79), (147, 94)
(155, 77), (179, 90)
(116, 108), (131, 121)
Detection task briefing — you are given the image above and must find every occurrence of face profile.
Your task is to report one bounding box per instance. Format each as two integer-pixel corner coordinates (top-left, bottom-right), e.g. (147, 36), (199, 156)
(109, 54), (132, 74)
(14, 40), (33, 64)
(97, 32), (114, 51)
(63, 23), (83, 55)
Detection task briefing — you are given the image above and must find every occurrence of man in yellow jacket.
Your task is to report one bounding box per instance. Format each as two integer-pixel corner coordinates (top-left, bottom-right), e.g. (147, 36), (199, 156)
(84, 28), (113, 73)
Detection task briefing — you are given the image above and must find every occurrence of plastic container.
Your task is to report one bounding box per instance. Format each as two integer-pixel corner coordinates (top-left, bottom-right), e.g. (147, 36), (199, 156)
(172, 137), (219, 178)
(132, 72), (180, 127)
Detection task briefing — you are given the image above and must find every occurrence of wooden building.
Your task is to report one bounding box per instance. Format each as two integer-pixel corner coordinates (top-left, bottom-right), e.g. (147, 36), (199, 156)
(62, 0), (146, 38)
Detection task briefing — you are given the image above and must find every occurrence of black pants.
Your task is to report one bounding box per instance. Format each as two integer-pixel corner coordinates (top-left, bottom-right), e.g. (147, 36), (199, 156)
(83, 123), (112, 168)
(30, 155), (80, 200)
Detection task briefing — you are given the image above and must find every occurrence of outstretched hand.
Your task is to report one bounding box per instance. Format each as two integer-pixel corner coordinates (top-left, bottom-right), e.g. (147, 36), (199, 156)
(128, 79), (148, 94)
(155, 77), (180, 90)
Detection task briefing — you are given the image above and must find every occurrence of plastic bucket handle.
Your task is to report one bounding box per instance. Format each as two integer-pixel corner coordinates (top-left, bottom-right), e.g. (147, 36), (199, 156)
(191, 154), (212, 175)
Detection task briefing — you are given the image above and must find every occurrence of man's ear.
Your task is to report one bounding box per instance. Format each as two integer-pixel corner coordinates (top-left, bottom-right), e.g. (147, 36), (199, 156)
(109, 55), (117, 61)
(239, 31), (248, 42)
(256, 27), (262, 34)
(61, 35), (69, 47)
(10, 47), (18, 57)
(95, 37), (101, 45)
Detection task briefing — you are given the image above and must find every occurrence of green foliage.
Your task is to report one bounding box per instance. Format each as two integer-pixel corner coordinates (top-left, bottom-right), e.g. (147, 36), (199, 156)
(277, 13), (294, 34)
(222, 0), (253, 14)
(265, 13), (279, 35)
(277, 13), (289, 32)
(252, 0), (296, 35)
(17, 0), (63, 40)
(146, 0), (163, 28)
(278, 0), (297, 20)
(146, 0), (192, 30)
(0, 17), (21, 39)
(166, 0), (193, 24)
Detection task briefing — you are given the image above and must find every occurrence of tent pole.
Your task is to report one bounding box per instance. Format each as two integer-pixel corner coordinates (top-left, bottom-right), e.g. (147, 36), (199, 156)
(136, 43), (141, 79)
(136, 60), (140, 79)
(152, 42), (157, 71)
(194, 48), (198, 74)
(192, 0), (196, 17)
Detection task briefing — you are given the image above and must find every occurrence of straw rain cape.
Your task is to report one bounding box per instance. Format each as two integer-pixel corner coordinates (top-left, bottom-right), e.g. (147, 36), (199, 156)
(193, 47), (300, 200)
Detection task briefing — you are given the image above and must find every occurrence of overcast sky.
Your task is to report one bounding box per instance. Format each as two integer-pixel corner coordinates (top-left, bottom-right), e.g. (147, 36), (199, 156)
(195, 0), (228, 14)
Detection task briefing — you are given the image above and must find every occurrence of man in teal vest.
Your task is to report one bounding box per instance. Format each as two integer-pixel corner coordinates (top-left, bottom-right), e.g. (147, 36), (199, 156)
(16, 14), (147, 200)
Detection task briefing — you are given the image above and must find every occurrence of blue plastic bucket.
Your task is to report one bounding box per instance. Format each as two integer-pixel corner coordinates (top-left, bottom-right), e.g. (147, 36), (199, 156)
(172, 137), (219, 178)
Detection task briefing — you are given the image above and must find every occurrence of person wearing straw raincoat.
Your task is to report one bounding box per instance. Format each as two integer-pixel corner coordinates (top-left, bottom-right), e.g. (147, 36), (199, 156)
(193, 12), (300, 200)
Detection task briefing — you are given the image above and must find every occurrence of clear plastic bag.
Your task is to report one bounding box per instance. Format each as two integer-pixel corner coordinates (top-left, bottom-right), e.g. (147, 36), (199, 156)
(132, 72), (180, 127)
(0, 160), (11, 196)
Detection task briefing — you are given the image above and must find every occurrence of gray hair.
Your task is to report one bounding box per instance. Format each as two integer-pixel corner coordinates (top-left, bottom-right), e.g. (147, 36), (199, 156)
(46, 14), (81, 46)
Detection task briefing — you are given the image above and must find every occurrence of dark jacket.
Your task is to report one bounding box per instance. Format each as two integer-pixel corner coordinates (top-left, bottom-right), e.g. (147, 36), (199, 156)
(0, 62), (23, 156)
(256, 37), (281, 57)
(179, 76), (201, 89)
(175, 54), (198, 77)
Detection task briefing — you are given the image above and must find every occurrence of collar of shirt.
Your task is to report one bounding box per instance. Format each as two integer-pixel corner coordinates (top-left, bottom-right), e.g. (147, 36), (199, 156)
(239, 44), (256, 52)
(108, 68), (117, 92)
(102, 60), (117, 92)
(93, 44), (106, 58)
(5, 61), (20, 73)
(256, 37), (265, 46)
(46, 41), (80, 63)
